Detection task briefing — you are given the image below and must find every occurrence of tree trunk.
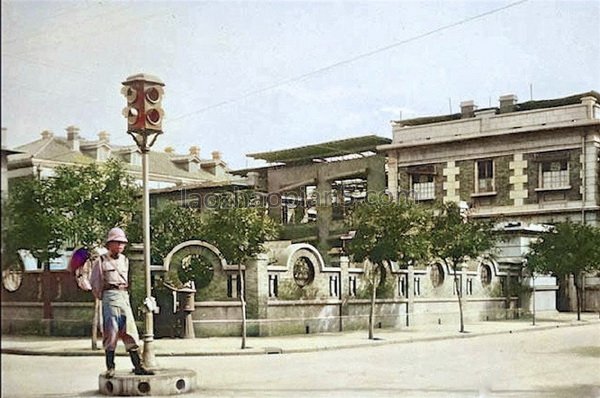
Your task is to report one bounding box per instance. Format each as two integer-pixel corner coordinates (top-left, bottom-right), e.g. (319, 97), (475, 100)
(92, 298), (100, 350)
(531, 274), (536, 326)
(574, 273), (582, 321)
(453, 268), (465, 333)
(368, 272), (377, 340)
(239, 265), (247, 349)
(368, 263), (381, 340)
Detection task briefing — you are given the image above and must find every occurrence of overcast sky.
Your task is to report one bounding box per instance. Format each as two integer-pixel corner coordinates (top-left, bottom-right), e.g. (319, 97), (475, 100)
(2, 0), (599, 170)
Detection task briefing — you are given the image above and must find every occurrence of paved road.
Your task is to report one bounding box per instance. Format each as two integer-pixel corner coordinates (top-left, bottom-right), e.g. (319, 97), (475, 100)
(2, 324), (599, 398)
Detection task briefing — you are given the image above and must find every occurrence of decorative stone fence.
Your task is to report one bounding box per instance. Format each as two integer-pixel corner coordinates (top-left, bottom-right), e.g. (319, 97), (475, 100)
(1, 239), (556, 337)
(151, 240), (528, 337)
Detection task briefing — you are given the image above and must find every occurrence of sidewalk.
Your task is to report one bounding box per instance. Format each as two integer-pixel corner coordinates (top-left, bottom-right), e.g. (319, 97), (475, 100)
(2, 312), (599, 357)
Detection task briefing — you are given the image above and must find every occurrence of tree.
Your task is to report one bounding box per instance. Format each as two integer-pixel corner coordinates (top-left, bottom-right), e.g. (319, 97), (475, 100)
(522, 256), (540, 326)
(346, 194), (429, 340)
(428, 202), (497, 333)
(128, 201), (205, 266)
(525, 221), (600, 321)
(6, 158), (139, 263)
(5, 159), (140, 348)
(201, 192), (278, 349)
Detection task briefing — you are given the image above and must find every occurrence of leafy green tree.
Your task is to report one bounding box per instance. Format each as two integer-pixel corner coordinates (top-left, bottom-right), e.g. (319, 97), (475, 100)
(346, 194), (429, 340)
(428, 202), (498, 333)
(5, 175), (63, 268)
(201, 192), (278, 349)
(5, 159), (139, 266)
(126, 200), (206, 322)
(525, 221), (600, 321)
(128, 201), (205, 266)
(5, 159), (139, 349)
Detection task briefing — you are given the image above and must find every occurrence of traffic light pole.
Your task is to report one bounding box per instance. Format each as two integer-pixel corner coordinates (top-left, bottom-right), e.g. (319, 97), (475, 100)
(141, 146), (157, 369)
(122, 73), (165, 371)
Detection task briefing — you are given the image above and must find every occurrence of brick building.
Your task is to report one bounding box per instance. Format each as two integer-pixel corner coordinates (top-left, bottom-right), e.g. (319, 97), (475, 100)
(378, 91), (600, 311)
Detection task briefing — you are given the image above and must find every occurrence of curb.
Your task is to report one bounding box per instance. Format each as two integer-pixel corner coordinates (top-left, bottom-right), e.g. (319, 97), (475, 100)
(2, 320), (598, 357)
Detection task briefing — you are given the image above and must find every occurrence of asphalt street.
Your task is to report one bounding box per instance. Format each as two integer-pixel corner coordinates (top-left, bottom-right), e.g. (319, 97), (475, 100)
(2, 323), (599, 398)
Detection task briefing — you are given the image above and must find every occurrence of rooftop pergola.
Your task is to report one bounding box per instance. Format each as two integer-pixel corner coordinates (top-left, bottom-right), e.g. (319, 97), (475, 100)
(247, 134), (392, 165)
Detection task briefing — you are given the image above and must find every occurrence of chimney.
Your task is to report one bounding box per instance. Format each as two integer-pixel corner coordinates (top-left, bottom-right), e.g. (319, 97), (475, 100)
(98, 131), (110, 143)
(211, 150), (221, 161)
(164, 146), (175, 154)
(189, 146), (200, 157)
(460, 101), (476, 118)
(499, 94), (518, 113)
(41, 130), (54, 139)
(65, 125), (80, 151)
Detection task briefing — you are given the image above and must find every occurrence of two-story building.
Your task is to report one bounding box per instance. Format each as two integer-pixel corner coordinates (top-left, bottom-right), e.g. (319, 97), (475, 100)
(378, 91), (600, 311)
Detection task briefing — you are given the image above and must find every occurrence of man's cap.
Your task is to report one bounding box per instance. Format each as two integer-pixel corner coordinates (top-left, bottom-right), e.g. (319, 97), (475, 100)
(106, 227), (128, 243)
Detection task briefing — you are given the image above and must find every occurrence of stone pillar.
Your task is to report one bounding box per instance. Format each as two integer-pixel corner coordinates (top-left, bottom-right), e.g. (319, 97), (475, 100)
(316, 171), (332, 249)
(245, 253), (269, 336)
(366, 156), (387, 195)
(338, 255), (350, 332)
(582, 136), (598, 206)
(387, 153), (398, 202)
(407, 266), (415, 327)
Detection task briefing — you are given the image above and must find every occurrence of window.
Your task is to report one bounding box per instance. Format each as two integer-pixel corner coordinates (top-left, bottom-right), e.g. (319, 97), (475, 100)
(541, 160), (569, 188)
(331, 178), (367, 220)
(329, 275), (339, 297)
(413, 277), (421, 296)
(411, 174), (435, 201)
(466, 278), (473, 295)
(349, 275), (357, 297)
(302, 185), (317, 223)
(476, 160), (494, 193)
(293, 257), (315, 287)
(268, 274), (278, 298)
(408, 165), (436, 201)
(398, 275), (407, 298)
(227, 274), (241, 298)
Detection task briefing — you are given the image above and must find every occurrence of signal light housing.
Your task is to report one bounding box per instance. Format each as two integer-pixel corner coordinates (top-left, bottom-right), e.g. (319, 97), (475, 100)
(121, 74), (165, 133)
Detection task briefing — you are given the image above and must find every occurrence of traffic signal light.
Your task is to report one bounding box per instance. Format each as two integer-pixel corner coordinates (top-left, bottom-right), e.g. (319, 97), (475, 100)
(121, 74), (165, 133)
(143, 84), (164, 131)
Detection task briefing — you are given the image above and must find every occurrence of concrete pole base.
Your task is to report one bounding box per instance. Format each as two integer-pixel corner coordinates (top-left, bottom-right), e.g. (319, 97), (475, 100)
(98, 368), (196, 396)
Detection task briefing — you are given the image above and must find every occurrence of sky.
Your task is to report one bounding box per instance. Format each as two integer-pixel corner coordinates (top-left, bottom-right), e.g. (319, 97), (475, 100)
(1, 0), (599, 170)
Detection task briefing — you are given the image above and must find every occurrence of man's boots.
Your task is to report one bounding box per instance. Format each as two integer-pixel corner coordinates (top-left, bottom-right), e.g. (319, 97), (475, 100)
(129, 349), (154, 375)
(105, 351), (115, 378)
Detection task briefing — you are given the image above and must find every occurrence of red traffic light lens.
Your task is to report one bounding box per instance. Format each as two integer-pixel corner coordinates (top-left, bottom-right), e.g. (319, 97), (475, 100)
(146, 109), (161, 125)
(145, 87), (161, 103)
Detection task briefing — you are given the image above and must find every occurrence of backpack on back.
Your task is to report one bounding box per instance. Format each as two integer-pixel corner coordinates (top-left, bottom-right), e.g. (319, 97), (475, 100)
(69, 247), (107, 291)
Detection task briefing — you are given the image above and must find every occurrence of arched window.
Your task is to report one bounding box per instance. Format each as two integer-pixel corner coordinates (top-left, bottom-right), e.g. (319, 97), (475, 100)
(430, 263), (445, 288)
(293, 257), (315, 287)
(480, 264), (492, 286)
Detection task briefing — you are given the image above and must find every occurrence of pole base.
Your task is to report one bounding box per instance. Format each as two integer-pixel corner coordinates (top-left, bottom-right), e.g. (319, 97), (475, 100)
(99, 368), (196, 396)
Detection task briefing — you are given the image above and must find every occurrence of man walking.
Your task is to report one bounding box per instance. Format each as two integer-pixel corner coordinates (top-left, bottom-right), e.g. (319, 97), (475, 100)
(90, 227), (153, 377)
